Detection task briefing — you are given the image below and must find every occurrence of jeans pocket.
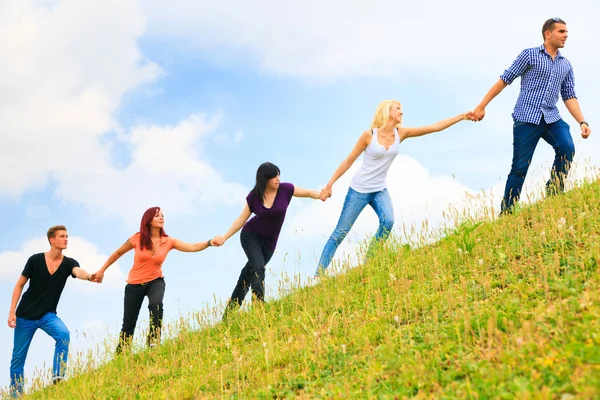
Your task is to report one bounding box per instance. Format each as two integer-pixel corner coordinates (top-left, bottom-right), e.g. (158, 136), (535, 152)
(513, 120), (528, 128)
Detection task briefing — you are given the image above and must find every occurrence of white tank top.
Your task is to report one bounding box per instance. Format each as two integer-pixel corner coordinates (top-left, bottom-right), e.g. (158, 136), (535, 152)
(350, 128), (401, 193)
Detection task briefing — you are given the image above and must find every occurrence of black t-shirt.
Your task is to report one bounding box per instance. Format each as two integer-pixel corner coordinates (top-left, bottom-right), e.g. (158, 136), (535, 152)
(15, 253), (79, 320)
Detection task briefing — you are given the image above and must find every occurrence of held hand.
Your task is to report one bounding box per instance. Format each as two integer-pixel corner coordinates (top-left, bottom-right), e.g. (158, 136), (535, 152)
(93, 270), (105, 283)
(8, 312), (16, 329)
(581, 124), (591, 139)
(464, 111), (474, 121)
(212, 236), (225, 246)
(471, 106), (485, 121)
(211, 235), (225, 247)
(320, 187), (332, 201)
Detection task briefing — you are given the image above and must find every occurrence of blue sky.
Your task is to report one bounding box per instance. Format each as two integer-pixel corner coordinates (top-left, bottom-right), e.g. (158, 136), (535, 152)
(1, 0), (599, 392)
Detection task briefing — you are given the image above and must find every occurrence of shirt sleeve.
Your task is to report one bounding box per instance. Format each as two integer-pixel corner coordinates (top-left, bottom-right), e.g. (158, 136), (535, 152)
(500, 49), (530, 85)
(285, 183), (295, 204)
(245, 192), (255, 214)
(166, 236), (176, 251)
(21, 255), (36, 278)
(69, 258), (80, 278)
(560, 65), (577, 101)
(129, 233), (140, 249)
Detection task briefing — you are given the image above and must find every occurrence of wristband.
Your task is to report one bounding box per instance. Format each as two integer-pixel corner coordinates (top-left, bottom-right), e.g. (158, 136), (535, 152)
(208, 239), (212, 247)
(580, 121), (589, 127)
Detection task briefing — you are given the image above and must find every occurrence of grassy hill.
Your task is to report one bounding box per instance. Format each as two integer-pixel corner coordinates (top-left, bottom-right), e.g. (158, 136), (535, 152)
(26, 183), (600, 399)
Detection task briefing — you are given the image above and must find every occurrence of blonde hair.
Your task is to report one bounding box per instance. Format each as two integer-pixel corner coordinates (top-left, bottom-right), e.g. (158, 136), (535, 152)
(370, 100), (402, 130)
(47, 225), (67, 242)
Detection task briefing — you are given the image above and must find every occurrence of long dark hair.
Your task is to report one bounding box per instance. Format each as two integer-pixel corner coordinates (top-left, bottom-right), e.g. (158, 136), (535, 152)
(251, 162), (280, 203)
(139, 207), (168, 251)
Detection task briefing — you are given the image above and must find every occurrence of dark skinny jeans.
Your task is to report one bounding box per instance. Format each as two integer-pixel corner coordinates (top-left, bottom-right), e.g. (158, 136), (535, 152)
(224, 231), (274, 317)
(116, 277), (165, 353)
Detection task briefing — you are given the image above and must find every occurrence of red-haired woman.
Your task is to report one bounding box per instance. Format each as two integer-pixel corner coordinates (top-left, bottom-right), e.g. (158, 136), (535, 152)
(94, 206), (217, 352)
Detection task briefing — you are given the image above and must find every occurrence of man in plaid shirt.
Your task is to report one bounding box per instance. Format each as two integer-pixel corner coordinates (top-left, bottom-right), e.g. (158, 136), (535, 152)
(471, 18), (591, 214)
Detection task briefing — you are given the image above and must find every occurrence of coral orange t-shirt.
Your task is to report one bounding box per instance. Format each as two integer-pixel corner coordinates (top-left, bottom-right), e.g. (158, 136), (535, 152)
(126, 233), (176, 284)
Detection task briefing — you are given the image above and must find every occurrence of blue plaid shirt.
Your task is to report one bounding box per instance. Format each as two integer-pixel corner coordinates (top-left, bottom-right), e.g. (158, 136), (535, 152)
(500, 45), (576, 125)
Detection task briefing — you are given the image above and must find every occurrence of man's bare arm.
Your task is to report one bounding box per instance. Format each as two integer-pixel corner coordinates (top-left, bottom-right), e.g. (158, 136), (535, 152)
(8, 276), (28, 328)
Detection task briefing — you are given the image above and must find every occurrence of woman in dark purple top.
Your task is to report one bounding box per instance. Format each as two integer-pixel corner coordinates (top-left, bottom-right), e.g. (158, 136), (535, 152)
(214, 162), (325, 317)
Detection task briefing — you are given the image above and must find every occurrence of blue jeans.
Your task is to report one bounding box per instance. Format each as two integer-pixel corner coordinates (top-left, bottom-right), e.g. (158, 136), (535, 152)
(502, 118), (574, 212)
(316, 187), (394, 275)
(9, 313), (70, 396)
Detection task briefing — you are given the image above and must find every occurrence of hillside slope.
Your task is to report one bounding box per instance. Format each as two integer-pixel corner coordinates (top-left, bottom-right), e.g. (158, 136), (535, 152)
(30, 183), (600, 399)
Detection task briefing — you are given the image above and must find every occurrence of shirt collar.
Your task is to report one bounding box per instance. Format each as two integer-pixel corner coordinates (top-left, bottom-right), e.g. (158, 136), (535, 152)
(539, 44), (564, 59)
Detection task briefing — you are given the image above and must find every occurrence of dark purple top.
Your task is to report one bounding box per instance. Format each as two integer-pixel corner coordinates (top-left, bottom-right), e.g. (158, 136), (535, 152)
(242, 182), (295, 250)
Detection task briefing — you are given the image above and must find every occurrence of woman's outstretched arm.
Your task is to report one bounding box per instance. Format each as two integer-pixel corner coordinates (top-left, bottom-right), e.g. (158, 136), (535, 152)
(213, 203), (252, 246)
(293, 186), (323, 200)
(322, 131), (371, 197)
(173, 238), (215, 252)
(398, 112), (470, 141)
(94, 240), (134, 282)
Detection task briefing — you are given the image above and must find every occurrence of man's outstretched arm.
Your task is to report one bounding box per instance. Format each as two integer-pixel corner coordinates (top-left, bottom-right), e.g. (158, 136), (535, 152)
(72, 266), (97, 282)
(472, 79), (508, 121)
(472, 49), (529, 121)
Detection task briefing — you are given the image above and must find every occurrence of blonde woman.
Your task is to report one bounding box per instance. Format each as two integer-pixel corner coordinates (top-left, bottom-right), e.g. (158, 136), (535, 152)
(315, 100), (472, 275)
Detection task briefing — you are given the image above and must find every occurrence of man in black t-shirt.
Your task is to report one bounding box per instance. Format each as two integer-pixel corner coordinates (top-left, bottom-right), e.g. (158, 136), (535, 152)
(7, 225), (97, 397)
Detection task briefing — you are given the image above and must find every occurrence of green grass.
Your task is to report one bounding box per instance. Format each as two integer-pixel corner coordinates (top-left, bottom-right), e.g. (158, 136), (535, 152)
(17, 182), (600, 399)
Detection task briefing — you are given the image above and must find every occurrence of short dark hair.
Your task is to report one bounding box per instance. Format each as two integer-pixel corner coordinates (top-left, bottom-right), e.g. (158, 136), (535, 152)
(542, 17), (566, 40)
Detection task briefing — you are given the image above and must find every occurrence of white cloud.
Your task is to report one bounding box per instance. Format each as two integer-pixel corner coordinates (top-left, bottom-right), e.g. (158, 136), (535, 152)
(0, 0), (158, 197)
(53, 113), (247, 223)
(143, 0), (600, 79)
(0, 0), (246, 222)
(0, 236), (124, 291)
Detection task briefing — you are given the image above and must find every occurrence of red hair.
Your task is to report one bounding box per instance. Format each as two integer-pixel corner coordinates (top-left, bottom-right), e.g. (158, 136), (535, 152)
(139, 207), (168, 251)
